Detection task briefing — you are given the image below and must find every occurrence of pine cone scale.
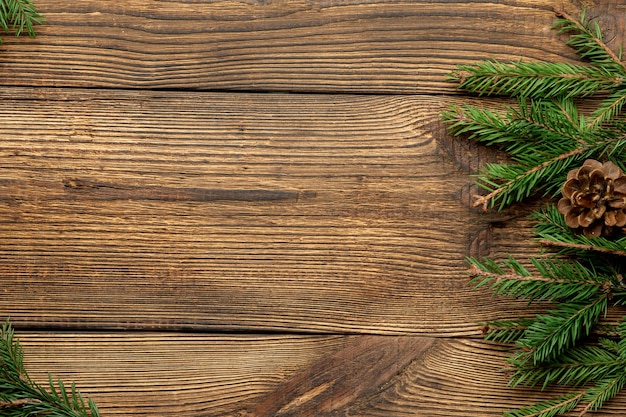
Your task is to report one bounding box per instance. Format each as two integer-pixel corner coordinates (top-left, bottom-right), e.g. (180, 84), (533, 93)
(615, 177), (626, 191)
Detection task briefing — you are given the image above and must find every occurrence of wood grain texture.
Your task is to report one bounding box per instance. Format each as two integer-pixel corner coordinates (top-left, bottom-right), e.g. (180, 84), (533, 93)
(19, 333), (355, 416)
(4, 1), (626, 415)
(343, 338), (626, 417)
(249, 335), (434, 417)
(0, 87), (537, 334)
(0, 0), (614, 93)
(18, 334), (626, 416)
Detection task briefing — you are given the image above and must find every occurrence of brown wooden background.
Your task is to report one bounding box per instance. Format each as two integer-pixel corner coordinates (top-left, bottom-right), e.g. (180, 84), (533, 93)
(2, 0), (625, 415)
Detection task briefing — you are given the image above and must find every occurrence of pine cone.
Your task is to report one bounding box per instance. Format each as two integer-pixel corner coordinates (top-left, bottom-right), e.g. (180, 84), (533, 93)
(557, 159), (626, 238)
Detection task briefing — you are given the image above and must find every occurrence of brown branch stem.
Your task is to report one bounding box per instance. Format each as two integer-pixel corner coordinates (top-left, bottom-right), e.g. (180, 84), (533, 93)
(529, 392), (584, 417)
(538, 239), (626, 257)
(473, 147), (584, 211)
(468, 265), (564, 284)
(0, 398), (41, 409)
(555, 8), (626, 74)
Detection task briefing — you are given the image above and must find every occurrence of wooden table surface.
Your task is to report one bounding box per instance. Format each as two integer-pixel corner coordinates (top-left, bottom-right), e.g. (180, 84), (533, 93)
(2, 0), (625, 415)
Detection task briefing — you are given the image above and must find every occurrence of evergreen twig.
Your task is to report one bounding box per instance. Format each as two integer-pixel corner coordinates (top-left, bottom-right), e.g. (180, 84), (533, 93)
(0, 0), (44, 42)
(0, 319), (101, 417)
(532, 205), (626, 257)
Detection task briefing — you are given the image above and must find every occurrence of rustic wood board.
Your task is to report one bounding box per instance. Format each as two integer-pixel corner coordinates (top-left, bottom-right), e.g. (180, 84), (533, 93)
(0, 87), (545, 334)
(0, 0), (612, 93)
(20, 333), (356, 416)
(18, 333), (626, 416)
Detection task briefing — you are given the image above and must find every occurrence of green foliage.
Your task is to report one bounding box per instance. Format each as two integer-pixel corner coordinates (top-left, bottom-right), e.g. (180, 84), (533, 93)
(443, 97), (599, 210)
(532, 205), (626, 258)
(0, 0), (44, 42)
(442, 9), (626, 211)
(468, 256), (616, 304)
(507, 342), (624, 389)
(502, 393), (583, 417)
(553, 9), (625, 70)
(0, 319), (100, 417)
(516, 299), (609, 365)
(448, 60), (622, 99)
(445, 8), (626, 417)
(481, 319), (534, 344)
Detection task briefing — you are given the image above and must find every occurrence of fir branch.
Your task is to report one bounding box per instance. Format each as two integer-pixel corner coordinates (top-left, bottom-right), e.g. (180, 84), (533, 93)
(578, 373), (626, 415)
(468, 257), (614, 303)
(482, 319), (534, 344)
(554, 8), (626, 73)
(0, 319), (100, 417)
(503, 392), (584, 417)
(450, 108), (626, 209)
(444, 9), (626, 211)
(517, 297), (608, 365)
(507, 342), (625, 389)
(444, 95), (620, 210)
(0, 0), (44, 42)
(449, 60), (622, 98)
(444, 97), (589, 158)
(473, 147), (586, 211)
(554, 8), (626, 129)
(533, 205), (626, 257)
(589, 87), (626, 128)
(0, 399), (38, 408)
(517, 294), (608, 365)
(448, 94), (623, 211)
(538, 239), (626, 257)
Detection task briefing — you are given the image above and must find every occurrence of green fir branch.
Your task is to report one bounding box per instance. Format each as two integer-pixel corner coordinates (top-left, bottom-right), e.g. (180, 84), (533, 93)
(481, 319), (535, 344)
(0, 319), (100, 417)
(472, 148), (586, 211)
(554, 8), (626, 72)
(449, 8), (626, 101)
(0, 0), (44, 42)
(443, 97), (590, 159)
(533, 205), (626, 257)
(449, 60), (622, 99)
(444, 7), (626, 211)
(502, 392), (584, 417)
(507, 342), (625, 389)
(578, 373), (626, 415)
(590, 87), (626, 128)
(443, 94), (626, 210)
(468, 256), (614, 304)
(516, 298), (608, 366)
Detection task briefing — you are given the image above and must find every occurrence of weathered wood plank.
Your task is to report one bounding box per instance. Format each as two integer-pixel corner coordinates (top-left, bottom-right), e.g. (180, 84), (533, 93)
(18, 333), (626, 416)
(0, 0), (613, 93)
(19, 333), (355, 416)
(0, 87), (534, 334)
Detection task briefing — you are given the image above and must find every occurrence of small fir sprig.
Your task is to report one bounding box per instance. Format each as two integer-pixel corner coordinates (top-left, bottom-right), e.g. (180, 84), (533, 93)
(444, 8), (626, 417)
(0, 0), (44, 42)
(0, 319), (101, 417)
